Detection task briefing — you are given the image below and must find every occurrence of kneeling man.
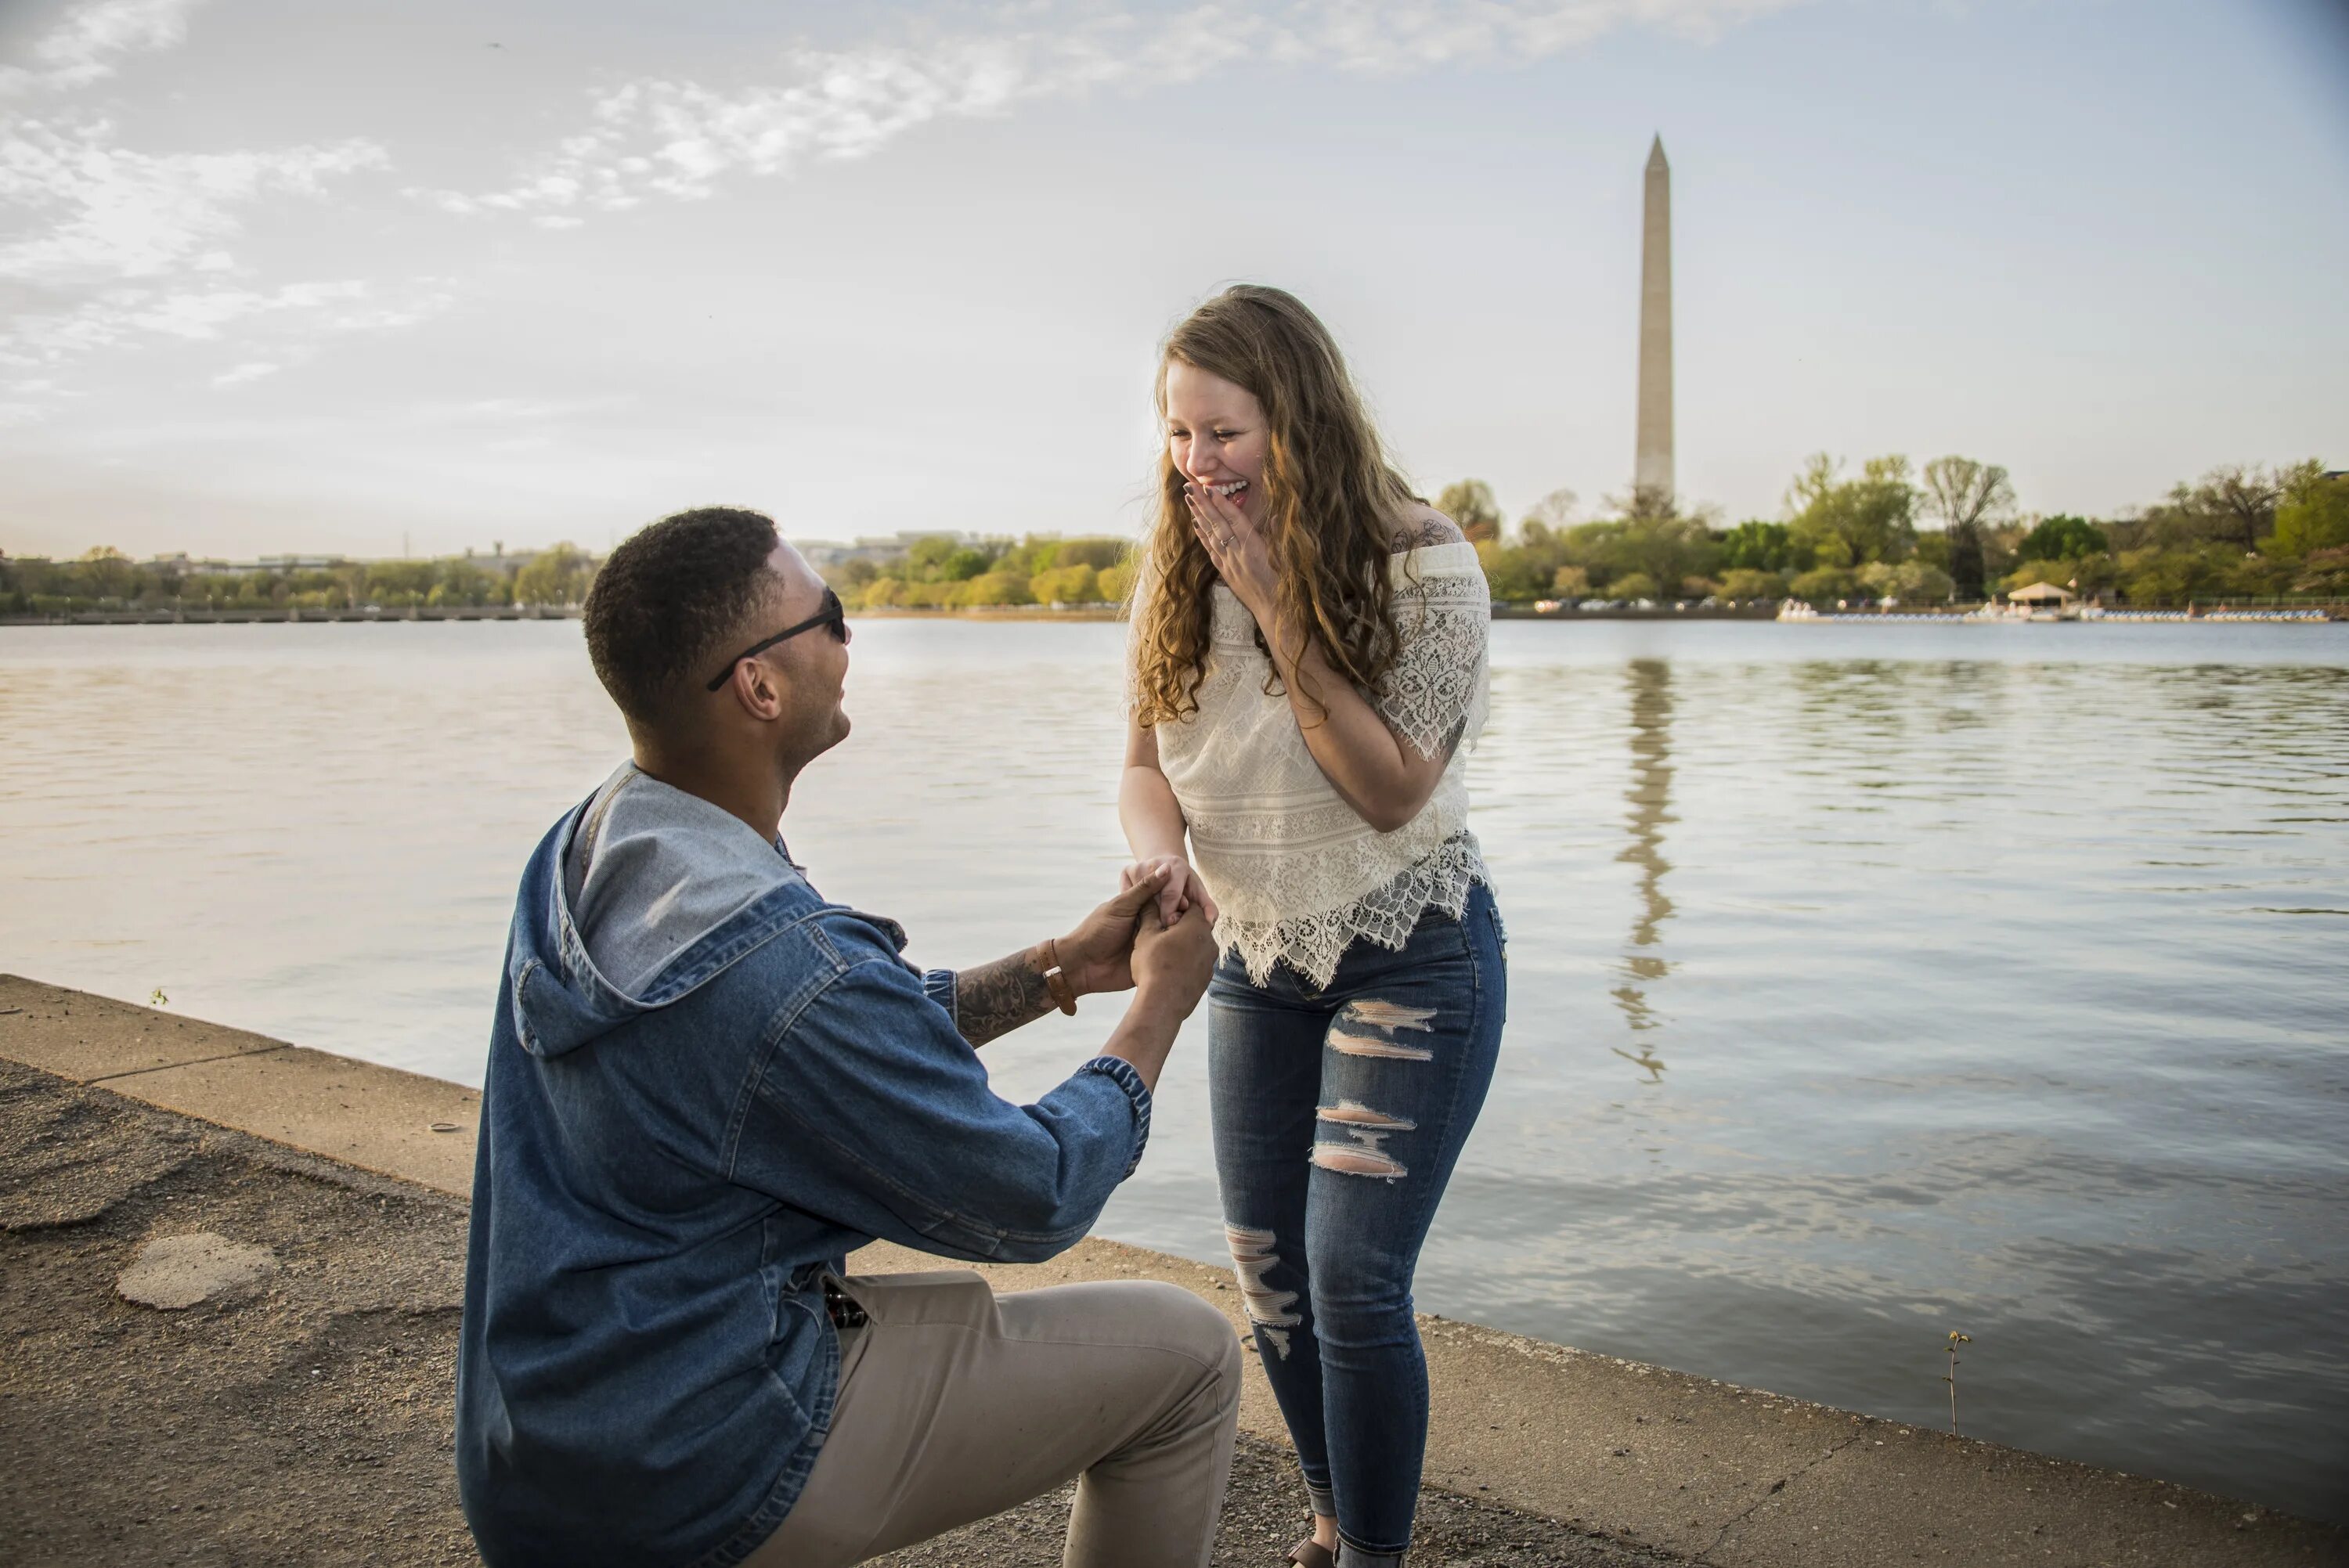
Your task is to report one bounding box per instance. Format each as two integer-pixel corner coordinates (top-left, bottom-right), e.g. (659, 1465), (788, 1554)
(456, 507), (1236, 1568)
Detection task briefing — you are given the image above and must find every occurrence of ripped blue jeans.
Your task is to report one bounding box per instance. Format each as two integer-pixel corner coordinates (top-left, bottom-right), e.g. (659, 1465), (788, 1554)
(1209, 882), (1505, 1568)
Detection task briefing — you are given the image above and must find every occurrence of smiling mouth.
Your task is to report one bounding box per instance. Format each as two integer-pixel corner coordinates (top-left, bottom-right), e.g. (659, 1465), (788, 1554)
(1203, 478), (1248, 499)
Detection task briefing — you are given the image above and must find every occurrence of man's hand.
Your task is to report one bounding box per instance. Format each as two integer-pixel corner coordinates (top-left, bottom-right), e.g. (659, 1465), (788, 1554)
(1094, 897), (1218, 1094)
(1130, 896), (1218, 1012)
(1057, 867), (1171, 996)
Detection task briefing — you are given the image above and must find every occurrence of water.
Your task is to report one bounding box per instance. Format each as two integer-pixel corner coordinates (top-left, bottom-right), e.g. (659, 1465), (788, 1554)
(4, 618), (2345, 1522)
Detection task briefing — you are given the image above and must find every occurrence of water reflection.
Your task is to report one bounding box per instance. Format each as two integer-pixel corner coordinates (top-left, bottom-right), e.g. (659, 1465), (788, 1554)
(7, 622), (2349, 1523)
(1611, 658), (1675, 1074)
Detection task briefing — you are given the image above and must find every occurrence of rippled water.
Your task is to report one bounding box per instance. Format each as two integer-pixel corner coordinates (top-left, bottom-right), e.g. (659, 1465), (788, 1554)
(5, 618), (2345, 1521)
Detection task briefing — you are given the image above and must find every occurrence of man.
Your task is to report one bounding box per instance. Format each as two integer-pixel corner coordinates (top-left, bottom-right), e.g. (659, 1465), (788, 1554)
(456, 506), (1236, 1568)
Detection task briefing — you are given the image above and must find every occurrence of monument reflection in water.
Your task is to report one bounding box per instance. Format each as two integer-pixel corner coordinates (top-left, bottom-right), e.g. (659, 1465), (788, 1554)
(1611, 660), (1672, 1082)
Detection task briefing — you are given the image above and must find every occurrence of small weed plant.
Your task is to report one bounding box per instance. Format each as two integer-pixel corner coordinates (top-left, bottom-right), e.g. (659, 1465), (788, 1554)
(1942, 1331), (1972, 1435)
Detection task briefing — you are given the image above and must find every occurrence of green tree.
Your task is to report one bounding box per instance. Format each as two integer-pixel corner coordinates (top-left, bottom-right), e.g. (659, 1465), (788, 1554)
(2271, 464), (2349, 557)
(937, 547), (992, 582)
(1610, 571), (1659, 602)
(514, 543), (597, 606)
(78, 546), (135, 603)
(1029, 564), (1100, 604)
(1474, 539), (1551, 602)
(904, 535), (965, 577)
(1788, 564), (1859, 603)
(951, 571), (1032, 607)
(2016, 514), (2107, 562)
(2291, 546), (2349, 597)
(366, 560), (438, 604)
(2141, 463), (2288, 551)
(1718, 568), (1785, 601)
(1919, 456), (2015, 602)
(2117, 545), (2235, 605)
(1435, 480), (1505, 543)
(1054, 537), (1133, 571)
(1788, 455), (1919, 574)
(1616, 514), (1714, 599)
(1716, 520), (1800, 573)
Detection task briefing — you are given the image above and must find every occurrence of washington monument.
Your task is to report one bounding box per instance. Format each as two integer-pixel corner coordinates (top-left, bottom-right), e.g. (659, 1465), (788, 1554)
(1636, 135), (1673, 503)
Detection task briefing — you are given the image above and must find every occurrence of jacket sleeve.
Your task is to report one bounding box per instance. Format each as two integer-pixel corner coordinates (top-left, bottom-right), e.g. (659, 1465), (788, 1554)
(723, 953), (1152, 1263)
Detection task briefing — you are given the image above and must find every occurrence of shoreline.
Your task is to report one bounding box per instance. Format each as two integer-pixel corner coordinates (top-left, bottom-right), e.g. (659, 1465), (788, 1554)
(4, 604), (2340, 628)
(4, 972), (2340, 1566)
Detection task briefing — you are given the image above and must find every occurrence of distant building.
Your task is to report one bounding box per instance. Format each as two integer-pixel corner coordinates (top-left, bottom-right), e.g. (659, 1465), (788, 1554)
(799, 530), (976, 568)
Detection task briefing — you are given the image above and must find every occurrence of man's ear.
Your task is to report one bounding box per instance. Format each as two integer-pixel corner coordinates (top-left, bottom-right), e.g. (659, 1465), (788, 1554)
(723, 656), (789, 723)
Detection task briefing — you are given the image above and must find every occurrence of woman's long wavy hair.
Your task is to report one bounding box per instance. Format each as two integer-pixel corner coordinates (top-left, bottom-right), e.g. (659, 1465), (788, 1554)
(1129, 285), (1421, 727)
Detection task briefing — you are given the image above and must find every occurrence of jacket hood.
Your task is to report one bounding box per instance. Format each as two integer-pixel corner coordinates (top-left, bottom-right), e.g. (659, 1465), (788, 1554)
(503, 788), (819, 1059)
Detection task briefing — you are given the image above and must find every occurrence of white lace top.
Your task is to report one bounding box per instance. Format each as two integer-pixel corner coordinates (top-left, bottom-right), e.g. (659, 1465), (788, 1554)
(1141, 540), (1492, 988)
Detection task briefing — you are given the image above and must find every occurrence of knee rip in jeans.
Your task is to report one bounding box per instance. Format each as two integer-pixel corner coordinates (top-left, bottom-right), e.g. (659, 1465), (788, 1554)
(1224, 1224), (1301, 1360)
(1332, 998), (1437, 1061)
(1311, 1101), (1414, 1181)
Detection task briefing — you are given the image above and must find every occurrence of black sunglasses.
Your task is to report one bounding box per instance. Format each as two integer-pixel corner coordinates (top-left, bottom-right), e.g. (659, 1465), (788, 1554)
(705, 587), (848, 691)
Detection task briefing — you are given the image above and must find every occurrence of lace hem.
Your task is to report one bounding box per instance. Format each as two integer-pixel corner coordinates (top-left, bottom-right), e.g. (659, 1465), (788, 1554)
(1216, 834), (1490, 989)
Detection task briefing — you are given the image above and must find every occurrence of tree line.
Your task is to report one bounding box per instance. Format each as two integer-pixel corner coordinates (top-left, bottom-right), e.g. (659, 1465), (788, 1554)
(1445, 456), (2349, 607)
(11, 457), (2343, 622)
(821, 535), (1137, 609)
(0, 545), (600, 617)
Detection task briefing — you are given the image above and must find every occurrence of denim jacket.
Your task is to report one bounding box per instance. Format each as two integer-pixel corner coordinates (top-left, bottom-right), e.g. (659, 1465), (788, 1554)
(455, 783), (1153, 1568)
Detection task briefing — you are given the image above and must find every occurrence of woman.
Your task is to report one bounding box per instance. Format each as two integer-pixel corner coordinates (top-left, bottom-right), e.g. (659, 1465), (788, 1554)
(1119, 285), (1505, 1568)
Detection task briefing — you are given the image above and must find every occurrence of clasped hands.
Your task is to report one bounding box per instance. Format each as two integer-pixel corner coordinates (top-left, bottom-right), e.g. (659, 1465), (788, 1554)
(1052, 861), (1218, 1003)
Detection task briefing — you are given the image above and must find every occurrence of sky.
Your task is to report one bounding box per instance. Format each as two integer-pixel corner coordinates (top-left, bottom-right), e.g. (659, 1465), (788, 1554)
(2, 0), (2345, 561)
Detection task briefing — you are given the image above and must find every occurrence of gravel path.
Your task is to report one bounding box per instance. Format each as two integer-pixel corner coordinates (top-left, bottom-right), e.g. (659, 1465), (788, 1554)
(2, 1059), (1673, 1567)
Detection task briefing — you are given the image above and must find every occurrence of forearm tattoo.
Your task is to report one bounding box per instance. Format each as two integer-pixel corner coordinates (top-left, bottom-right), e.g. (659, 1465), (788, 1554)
(952, 950), (1055, 1047)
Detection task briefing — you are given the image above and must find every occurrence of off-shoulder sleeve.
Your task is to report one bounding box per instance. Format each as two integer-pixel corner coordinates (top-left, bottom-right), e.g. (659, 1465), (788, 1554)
(1377, 553), (1491, 759)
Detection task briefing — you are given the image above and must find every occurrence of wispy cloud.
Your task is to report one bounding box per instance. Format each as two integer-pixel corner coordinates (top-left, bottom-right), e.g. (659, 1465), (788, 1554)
(0, 0), (430, 409)
(417, 0), (1811, 222)
(210, 359), (278, 387)
(0, 117), (388, 286)
(1, 276), (457, 369)
(0, 0), (200, 96)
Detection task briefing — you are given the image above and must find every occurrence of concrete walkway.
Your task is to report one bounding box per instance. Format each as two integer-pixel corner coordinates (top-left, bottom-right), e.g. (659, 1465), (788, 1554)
(4, 975), (2341, 1568)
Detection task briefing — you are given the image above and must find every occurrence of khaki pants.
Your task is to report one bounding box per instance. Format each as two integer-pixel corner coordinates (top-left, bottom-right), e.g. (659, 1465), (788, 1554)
(746, 1271), (1243, 1568)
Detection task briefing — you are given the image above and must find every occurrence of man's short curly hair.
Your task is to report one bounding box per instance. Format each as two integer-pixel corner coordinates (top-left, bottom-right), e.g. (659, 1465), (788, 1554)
(584, 506), (782, 725)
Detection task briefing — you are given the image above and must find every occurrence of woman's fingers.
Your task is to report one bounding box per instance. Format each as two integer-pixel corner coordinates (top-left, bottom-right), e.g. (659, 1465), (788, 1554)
(1157, 860), (1190, 926)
